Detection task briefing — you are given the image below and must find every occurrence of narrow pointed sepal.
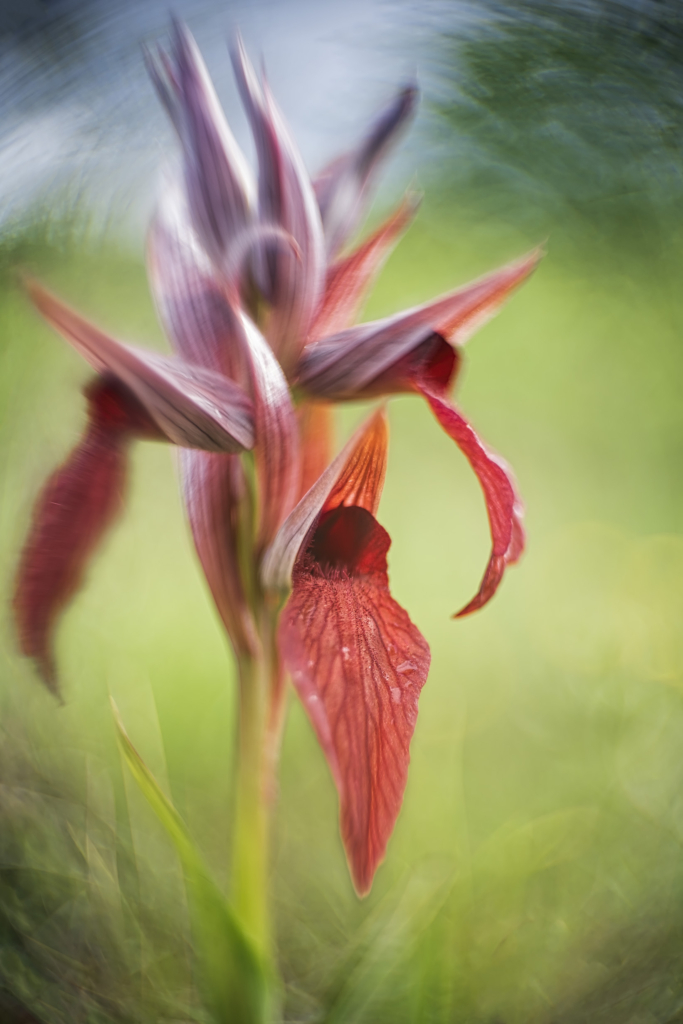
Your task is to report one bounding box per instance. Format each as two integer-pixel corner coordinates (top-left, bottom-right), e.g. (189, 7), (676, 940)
(13, 377), (159, 694)
(313, 84), (418, 258)
(26, 280), (255, 453)
(417, 382), (525, 616)
(274, 409), (430, 893)
(149, 21), (254, 269)
(309, 193), (419, 344)
(231, 36), (325, 371)
(297, 249), (541, 400)
(148, 181), (247, 380)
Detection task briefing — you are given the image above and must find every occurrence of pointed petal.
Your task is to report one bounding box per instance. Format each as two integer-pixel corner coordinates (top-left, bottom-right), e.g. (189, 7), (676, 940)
(417, 382), (525, 616)
(180, 449), (258, 658)
(313, 84), (418, 257)
(153, 22), (254, 269)
(279, 508), (430, 894)
(308, 193), (419, 344)
(147, 180), (247, 380)
(27, 280), (255, 453)
(13, 377), (156, 693)
(297, 249), (541, 400)
(239, 314), (300, 550)
(262, 408), (387, 591)
(232, 37), (325, 371)
(296, 402), (334, 501)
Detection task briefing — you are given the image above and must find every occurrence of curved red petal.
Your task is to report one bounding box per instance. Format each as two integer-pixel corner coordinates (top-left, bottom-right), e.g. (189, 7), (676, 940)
(279, 508), (430, 894)
(416, 383), (525, 616)
(13, 378), (153, 693)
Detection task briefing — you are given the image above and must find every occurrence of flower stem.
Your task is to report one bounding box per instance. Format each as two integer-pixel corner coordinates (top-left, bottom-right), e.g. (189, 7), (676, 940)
(232, 646), (272, 958)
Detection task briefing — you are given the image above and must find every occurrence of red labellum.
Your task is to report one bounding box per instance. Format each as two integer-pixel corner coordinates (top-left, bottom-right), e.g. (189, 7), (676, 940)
(276, 409), (430, 894)
(280, 506), (429, 895)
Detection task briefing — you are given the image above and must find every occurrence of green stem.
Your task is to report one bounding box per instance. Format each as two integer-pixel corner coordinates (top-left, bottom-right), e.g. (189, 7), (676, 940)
(232, 645), (272, 958)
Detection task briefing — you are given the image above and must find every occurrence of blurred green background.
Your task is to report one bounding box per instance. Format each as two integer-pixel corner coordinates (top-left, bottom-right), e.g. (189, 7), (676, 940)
(2, 0), (683, 1021)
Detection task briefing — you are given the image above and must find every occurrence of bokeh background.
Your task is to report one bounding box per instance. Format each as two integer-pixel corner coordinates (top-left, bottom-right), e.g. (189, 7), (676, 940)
(1, 0), (683, 1021)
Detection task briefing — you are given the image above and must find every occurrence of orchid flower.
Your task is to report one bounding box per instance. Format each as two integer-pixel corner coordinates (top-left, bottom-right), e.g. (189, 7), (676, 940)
(13, 22), (539, 995)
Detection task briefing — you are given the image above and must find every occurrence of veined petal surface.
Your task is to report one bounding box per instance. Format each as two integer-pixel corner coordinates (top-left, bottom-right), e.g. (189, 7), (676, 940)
(27, 281), (254, 453)
(148, 181), (247, 381)
(276, 409), (430, 893)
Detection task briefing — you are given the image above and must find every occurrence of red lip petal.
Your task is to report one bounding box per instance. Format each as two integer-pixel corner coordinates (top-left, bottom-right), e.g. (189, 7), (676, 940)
(280, 509), (430, 895)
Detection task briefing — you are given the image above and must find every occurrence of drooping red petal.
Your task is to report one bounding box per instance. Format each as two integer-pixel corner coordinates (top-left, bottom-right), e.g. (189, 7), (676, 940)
(13, 377), (160, 694)
(308, 194), (419, 344)
(296, 249), (541, 400)
(27, 280), (254, 453)
(239, 314), (300, 551)
(416, 381), (525, 616)
(180, 449), (258, 659)
(231, 36), (325, 372)
(262, 409), (387, 591)
(279, 507), (430, 895)
(313, 84), (418, 258)
(296, 402), (333, 501)
(147, 21), (254, 269)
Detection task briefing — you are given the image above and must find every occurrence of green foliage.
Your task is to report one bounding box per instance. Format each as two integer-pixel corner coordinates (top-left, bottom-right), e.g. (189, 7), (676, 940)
(112, 702), (271, 1024)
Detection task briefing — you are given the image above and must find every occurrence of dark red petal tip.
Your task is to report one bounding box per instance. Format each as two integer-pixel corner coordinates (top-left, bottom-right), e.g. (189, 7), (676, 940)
(12, 378), (144, 693)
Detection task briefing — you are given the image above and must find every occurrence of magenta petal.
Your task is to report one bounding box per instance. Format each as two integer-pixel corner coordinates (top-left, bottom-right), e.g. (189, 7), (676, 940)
(279, 508), (430, 895)
(13, 378), (156, 694)
(180, 449), (258, 658)
(150, 22), (254, 269)
(313, 84), (418, 258)
(417, 383), (525, 616)
(231, 36), (325, 371)
(27, 280), (254, 453)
